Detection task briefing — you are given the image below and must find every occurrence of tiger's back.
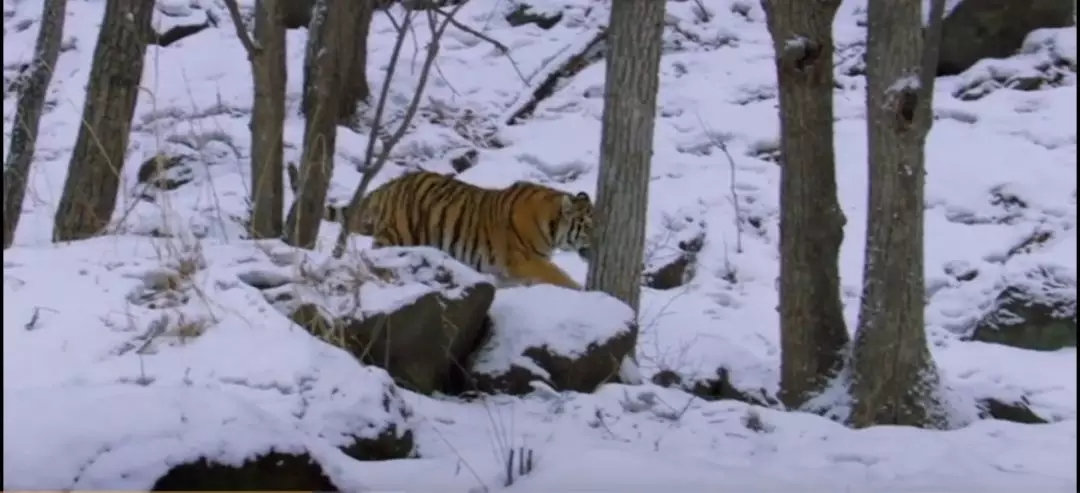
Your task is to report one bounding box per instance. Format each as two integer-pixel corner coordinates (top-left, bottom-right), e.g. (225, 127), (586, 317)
(348, 171), (593, 289)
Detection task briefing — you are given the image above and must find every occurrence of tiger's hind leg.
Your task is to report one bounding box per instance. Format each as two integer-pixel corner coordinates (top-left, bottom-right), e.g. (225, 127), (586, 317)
(505, 258), (582, 290)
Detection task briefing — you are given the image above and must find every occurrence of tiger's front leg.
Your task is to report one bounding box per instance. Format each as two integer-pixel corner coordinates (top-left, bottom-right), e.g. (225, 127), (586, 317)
(505, 257), (583, 290)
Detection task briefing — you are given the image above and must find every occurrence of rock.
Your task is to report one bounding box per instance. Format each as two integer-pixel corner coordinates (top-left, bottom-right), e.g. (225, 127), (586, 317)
(951, 28), (1076, 101)
(151, 453), (336, 491)
(298, 365), (416, 462)
(450, 148), (480, 173)
(643, 232), (704, 290)
(3, 385), (345, 490)
(135, 154), (195, 192)
(938, 0), (1075, 76)
(977, 396), (1049, 424)
(468, 286), (636, 395)
(505, 2), (563, 30)
(650, 367), (778, 407)
(261, 246), (496, 395)
(969, 268), (1076, 351)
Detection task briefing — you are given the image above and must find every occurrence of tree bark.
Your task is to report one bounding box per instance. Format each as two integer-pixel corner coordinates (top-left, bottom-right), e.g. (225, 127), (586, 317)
(247, 0), (287, 239)
(287, 0), (344, 248)
(3, 0), (67, 248)
(584, 0), (666, 317)
(302, 0), (373, 125)
(52, 0), (154, 242)
(336, 1), (374, 123)
(850, 0), (950, 429)
(762, 0), (850, 410)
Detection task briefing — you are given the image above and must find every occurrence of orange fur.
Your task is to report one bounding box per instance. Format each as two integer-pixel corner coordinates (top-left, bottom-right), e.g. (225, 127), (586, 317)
(294, 168), (593, 289)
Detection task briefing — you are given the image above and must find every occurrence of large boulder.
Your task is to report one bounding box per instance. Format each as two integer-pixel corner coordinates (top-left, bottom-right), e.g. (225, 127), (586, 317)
(252, 246), (496, 395)
(467, 285), (637, 395)
(938, 0), (1075, 76)
(969, 267), (1076, 351)
(3, 385), (346, 490)
(951, 27), (1077, 101)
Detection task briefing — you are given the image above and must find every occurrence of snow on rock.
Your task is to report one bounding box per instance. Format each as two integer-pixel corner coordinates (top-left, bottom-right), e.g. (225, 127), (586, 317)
(951, 26), (1077, 101)
(243, 245), (497, 396)
(469, 285), (636, 395)
(246, 244), (493, 320)
(3, 0), (1077, 489)
(3, 384), (346, 490)
(2, 237), (414, 489)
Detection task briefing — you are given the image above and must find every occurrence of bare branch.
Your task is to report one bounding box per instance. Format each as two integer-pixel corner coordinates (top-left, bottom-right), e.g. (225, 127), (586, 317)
(429, 4), (528, 85)
(694, 112), (743, 254)
(332, 0), (470, 257)
(430, 5), (508, 53)
(221, 0), (259, 56)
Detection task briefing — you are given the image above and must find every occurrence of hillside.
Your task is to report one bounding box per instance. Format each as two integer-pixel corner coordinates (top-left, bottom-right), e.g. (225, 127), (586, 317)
(3, 0), (1077, 490)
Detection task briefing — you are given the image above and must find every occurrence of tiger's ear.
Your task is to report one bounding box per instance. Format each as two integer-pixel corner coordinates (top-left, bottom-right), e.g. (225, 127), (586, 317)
(574, 191), (590, 201)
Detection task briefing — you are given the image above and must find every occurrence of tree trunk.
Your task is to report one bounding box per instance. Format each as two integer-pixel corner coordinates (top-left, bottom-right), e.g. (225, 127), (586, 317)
(52, 0), (154, 242)
(336, 1), (374, 123)
(3, 0), (67, 248)
(302, 0), (372, 125)
(762, 0), (850, 410)
(850, 0), (950, 429)
(248, 0), (287, 239)
(286, 0), (344, 248)
(584, 0), (666, 317)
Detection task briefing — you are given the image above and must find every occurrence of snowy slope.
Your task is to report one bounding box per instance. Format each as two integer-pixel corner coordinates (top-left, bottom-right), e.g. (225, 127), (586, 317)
(4, 0), (1077, 490)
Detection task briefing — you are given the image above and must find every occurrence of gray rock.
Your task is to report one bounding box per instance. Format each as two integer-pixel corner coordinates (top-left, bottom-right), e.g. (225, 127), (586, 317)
(468, 286), (637, 395)
(970, 273), (1076, 351)
(938, 0), (1075, 76)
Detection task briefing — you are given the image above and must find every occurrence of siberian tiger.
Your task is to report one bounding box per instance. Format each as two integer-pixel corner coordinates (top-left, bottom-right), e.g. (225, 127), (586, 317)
(287, 164), (593, 290)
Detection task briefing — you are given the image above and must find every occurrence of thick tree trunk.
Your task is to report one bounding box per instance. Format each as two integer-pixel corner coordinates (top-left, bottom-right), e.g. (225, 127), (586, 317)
(248, 0), (287, 239)
(287, 0), (344, 248)
(584, 0), (666, 316)
(850, 0), (949, 429)
(302, 0), (372, 125)
(52, 0), (154, 242)
(3, 0), (67, 248)
(762, 0), (850, 410)
(336, 1), (374, 123)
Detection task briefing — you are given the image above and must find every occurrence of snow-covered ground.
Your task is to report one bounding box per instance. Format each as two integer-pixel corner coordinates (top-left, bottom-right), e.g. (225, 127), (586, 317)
(3, 0), (1076, 490)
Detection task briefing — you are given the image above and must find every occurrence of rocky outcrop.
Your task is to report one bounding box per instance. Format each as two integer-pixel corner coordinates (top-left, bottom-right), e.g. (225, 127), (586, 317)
(938, 0), (1075, 76)
(969, 268), (1076, 351)
(467, 285), (637, 395)
(252, 246), (496, 395)
(151, 453), (336, 491)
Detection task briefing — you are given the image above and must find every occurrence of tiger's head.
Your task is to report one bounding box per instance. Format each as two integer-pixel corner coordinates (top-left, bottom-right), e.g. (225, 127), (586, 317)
(557, 191), (594, 259)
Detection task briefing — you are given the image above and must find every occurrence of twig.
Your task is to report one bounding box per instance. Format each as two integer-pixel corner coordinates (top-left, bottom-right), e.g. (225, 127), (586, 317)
(430, 5), (508, 53)
(220, 0), (259, 56)
(430, 4), (529, 85)
(332, 0), (470, 257)
(695, 112), (744, 253)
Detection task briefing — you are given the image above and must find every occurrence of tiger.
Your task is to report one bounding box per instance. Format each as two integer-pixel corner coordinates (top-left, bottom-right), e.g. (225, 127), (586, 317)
(287, 163), (593, 290)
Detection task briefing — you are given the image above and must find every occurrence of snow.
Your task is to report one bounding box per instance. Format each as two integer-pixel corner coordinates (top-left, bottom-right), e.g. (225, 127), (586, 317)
(3, 237), (409, 490)
(254, 244), (493, 320)
(3, 384), (350, 490)
(472, 285), (635, 376)
(3, 0), (1077, 490)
